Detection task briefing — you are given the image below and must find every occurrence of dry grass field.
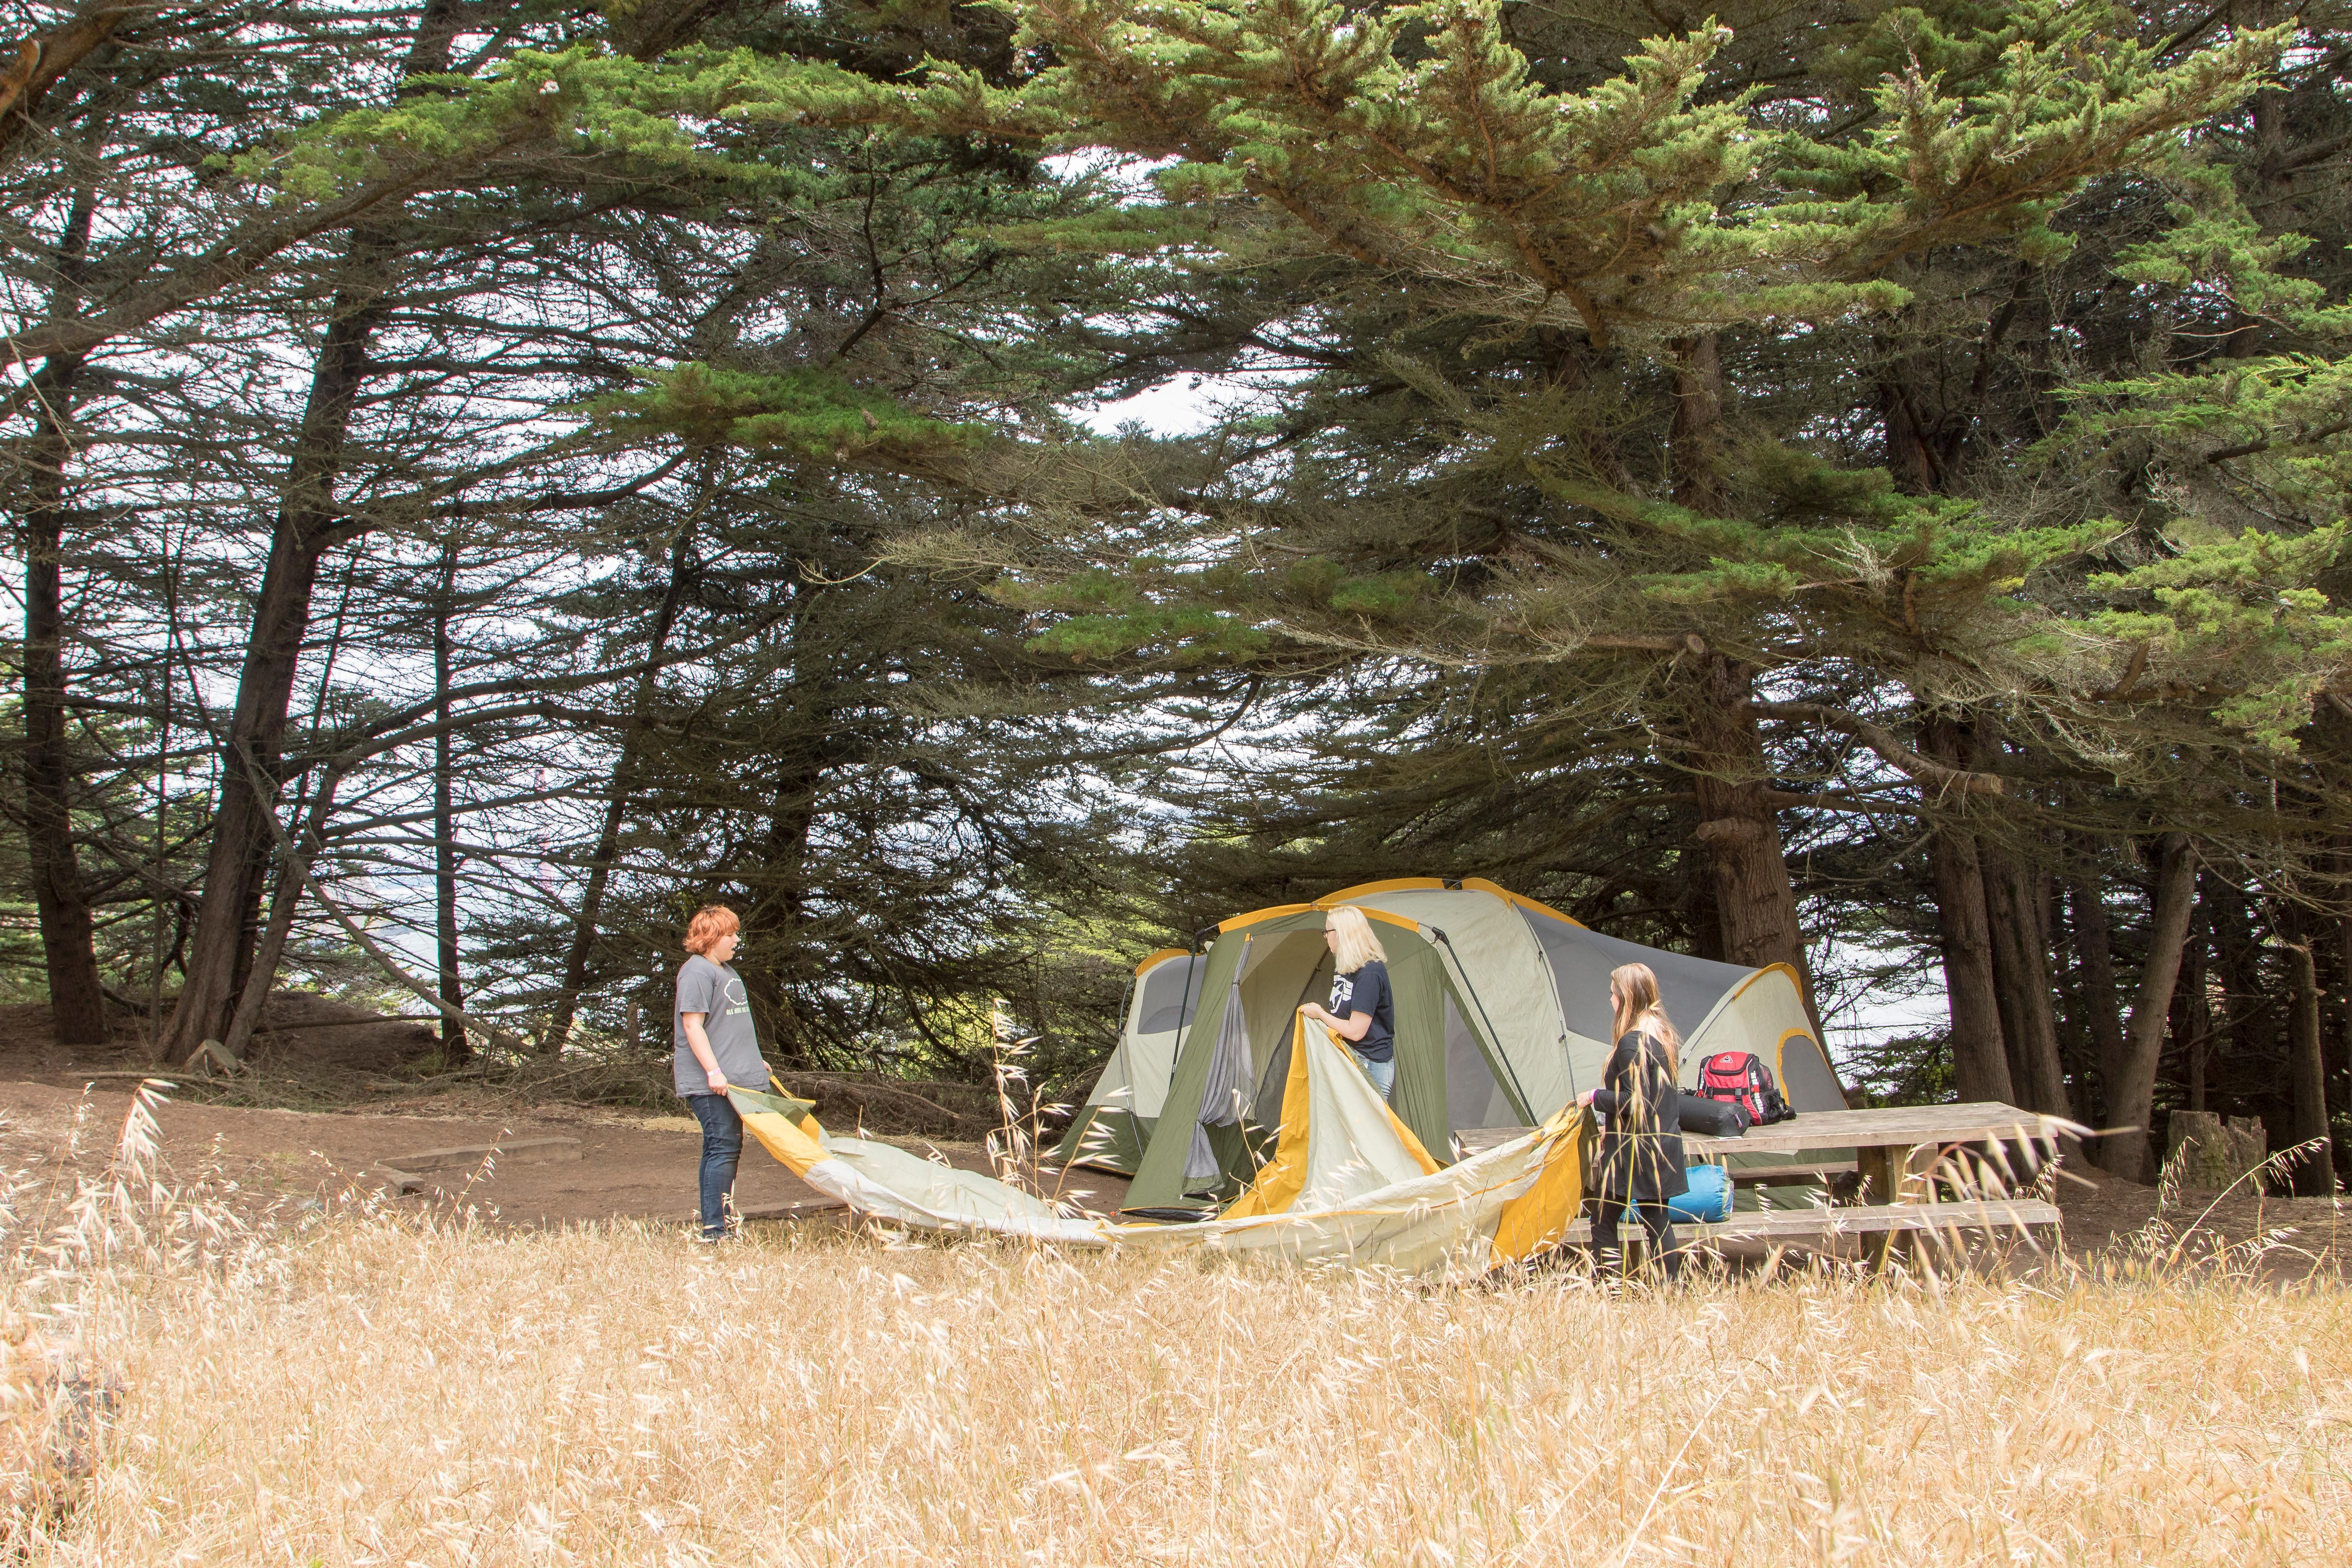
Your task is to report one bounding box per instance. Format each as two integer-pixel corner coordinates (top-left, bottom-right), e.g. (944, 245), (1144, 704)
(3, 1090), (2347, 1565)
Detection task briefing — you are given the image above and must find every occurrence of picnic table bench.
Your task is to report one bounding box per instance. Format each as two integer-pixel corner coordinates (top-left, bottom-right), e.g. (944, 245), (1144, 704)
(1462, 1101), (2071, 1266)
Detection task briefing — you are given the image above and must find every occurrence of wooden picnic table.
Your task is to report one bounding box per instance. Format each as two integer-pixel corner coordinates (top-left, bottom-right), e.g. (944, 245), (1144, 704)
(1463, 1100), (2074, 1266)
(1681, 1101), (2073, 1164)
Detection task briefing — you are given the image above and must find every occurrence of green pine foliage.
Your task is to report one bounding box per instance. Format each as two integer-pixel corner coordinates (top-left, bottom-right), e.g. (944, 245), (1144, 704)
(590, 364), (984, 460)
(878, 0), (2345, 768)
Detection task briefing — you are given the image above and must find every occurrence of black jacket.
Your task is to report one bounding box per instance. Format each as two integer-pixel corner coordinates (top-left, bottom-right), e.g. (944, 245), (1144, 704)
(1589, 1029), (1688, 1203)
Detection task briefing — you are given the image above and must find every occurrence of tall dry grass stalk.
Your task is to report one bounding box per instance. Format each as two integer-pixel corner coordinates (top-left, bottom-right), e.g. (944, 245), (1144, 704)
(2, 1101), (2346, 1564)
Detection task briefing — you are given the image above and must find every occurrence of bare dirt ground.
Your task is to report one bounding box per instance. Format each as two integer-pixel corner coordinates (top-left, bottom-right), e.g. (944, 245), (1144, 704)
(0, 1077), (1133, 1229)
(0, 997), (1130, 1231)
(2049, 1155), (2349, 1273)
(0, 997), (2338, 1262)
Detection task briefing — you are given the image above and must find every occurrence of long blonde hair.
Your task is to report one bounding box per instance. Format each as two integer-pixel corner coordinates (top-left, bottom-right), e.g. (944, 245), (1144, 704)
(1609, 962), (1679, 1072)
(1323, 906), (1388, 973)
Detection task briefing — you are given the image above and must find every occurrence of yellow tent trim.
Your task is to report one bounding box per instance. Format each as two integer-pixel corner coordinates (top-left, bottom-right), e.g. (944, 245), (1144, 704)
(1317, 877), (1448, 903)
(1460, 878), (1587, 928)
(1774, 1025), (1817, 1078)
(1490, 1108), (1590, 1263)
(1220, 1020), (1314, 1220)
(1223, 1017), (1440, 1220)
(1773, 1026), (1855, 1106)
(1217, 901), (1420, 937)
(1133, 946), (1191, 977)
(1219, 901), (1313, 933)
(732, 1096), (829, 1178)
(1728, 961), (1808, 1007)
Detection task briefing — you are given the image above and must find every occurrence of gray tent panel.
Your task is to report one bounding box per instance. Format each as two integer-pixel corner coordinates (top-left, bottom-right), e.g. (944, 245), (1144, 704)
(1186, 970), (1256, 1179)
(1443, 991), (1517, 1134)
(1776, 1032), (1846, 1110)
(1516, 908), (1754, 1042)
(1135, 955), (1205, 1036)
(1247, 947), (1331, 1131)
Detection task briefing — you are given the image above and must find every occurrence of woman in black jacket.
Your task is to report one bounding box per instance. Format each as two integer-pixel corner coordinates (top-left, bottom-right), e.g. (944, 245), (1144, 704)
(1577, 962), (1686, 1280)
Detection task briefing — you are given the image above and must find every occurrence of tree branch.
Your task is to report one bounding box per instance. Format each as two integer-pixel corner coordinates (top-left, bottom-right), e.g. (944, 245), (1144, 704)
(1761, 788), (1924, 816)
(2204, 417), (2352, 464)
(0, 5), (136, 157)
(239, 743), (532, 1054)
(1754, 701), (2006, 796)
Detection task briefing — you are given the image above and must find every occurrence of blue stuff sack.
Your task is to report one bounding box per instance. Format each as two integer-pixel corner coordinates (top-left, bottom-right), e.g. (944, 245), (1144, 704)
(1625, 1164), (1730, 1225)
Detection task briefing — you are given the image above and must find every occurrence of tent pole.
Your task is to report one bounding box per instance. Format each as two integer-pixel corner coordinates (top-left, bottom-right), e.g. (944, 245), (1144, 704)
(1168, 926), (1213, 1092)
(1113, 972), (1138, 1045)
(1431, 926), (1543, 1121)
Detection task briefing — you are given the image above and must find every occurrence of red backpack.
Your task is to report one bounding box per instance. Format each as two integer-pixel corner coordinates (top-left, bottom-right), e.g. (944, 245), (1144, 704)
(1697, 1051), (1796, 1125)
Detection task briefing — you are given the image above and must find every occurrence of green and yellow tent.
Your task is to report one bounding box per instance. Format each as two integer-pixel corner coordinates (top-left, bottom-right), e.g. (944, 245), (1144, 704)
(1106, 879), (1846, 1211)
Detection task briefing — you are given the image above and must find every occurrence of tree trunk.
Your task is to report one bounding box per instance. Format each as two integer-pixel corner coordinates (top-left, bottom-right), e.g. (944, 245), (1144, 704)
(1662, 340), (1810, 995)
(18, 182), (107, 1044)
(1668, 334), (1725, 513)
(2067, 858), (2126, 1121)
(1686, 873), (1726, 964)
(1684, 654), (1810, 981)
(152, 303), (379, 1064)
(2286, 932), (2334, 1194)
(151, 1), (467, 1065)
(540, 509), (702, 1053)
(1917, 715), (2012, 1104)
(219, 769), (343, 1063)
(1927, 827), (2015, 1105)
(2338, 906), (2352, 1119)
(1980, 839), (2071, 1115)
(432, 539), (467, 1062)
(2105, 833), (2199, 1182)
(20, 347), (108, 1046)
(2175, 913), (2211, 1115)
(736, 756), (829, 1069)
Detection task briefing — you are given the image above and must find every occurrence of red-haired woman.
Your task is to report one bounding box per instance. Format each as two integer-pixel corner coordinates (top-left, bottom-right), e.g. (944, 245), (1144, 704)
(1577, 962), (1687, 1280)
(674, 904), (767, 1241)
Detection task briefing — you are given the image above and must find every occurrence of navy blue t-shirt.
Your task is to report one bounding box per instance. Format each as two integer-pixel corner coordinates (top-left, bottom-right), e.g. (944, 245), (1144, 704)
(1330, 960), (1396, 1063)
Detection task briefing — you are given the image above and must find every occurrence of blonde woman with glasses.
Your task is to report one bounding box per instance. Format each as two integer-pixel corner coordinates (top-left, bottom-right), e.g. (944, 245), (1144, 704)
(1298, 906), (1397, 1099)
(1577, 961), (1687, 1280)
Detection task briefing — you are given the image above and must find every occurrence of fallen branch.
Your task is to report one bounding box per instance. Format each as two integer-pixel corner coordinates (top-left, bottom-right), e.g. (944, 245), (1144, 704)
(247, 1016), (444, 1036)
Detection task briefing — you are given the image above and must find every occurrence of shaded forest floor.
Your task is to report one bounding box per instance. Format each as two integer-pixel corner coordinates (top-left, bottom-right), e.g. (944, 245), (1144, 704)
(0, 998), (2339, 1268)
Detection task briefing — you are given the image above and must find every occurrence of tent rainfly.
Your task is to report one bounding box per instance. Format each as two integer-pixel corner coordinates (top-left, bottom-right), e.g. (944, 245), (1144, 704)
(730, 1015), (1593, 1277)
(1079, 879), (1847, 1211)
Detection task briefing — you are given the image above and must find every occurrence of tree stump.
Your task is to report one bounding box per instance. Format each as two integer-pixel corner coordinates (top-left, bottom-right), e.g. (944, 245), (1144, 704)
(2165, 1111), (2269, 1194)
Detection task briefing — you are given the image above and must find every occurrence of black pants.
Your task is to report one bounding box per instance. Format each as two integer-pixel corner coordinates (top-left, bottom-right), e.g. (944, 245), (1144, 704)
(1589, 1196), (1682, 1279)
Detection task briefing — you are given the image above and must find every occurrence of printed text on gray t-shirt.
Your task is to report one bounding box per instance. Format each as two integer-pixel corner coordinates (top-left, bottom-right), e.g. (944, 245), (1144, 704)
(674, 956), (764, 1097)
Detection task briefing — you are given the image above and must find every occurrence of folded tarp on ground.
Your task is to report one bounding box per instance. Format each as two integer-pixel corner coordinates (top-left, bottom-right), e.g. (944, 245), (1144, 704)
(730, 1016), (1590, 1275)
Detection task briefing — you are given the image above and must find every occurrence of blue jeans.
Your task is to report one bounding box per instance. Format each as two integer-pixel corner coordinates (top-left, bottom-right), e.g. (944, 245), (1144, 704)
(1353, 1050), (1395, 1101)
(686, 1093), (742, 1238)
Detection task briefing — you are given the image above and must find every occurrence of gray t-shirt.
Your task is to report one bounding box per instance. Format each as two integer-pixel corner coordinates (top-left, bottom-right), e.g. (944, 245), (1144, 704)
(673, 955), (765, 1097)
